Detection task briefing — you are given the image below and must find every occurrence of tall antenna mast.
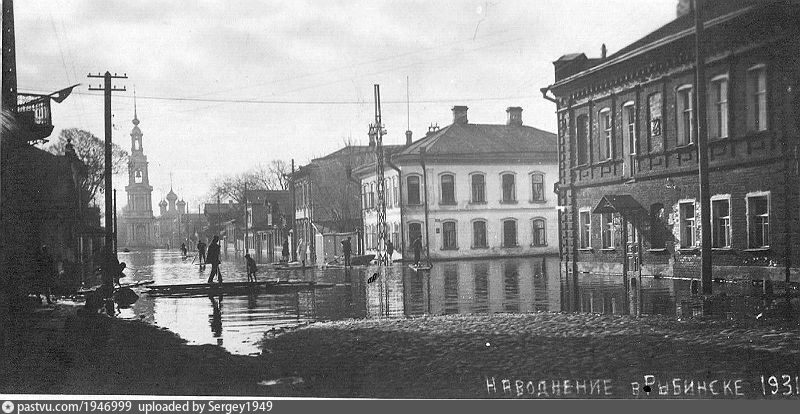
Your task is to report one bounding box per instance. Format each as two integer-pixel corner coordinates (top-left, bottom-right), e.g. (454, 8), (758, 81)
(371, 84), (388, 266)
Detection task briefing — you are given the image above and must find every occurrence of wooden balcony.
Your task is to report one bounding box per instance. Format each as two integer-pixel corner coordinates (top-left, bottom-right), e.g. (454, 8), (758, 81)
(16, 93), (54, 142)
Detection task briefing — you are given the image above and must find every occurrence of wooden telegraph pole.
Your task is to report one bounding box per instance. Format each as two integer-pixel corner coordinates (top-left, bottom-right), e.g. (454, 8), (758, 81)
(88, 71), (127, 253)
(693, 0), (713, 296)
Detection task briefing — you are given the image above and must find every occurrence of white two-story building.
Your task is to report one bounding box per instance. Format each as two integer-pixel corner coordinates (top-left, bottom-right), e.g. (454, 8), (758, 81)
(358, 105), (558, 261)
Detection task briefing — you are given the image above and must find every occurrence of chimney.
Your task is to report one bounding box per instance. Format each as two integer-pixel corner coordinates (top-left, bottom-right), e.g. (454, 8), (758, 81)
(405, 130), (413, 146)
(676, 0), (693, 17)
(506, 107), (523, 126)
(601, 43), (607, 60)
(452, 106), (468, 125)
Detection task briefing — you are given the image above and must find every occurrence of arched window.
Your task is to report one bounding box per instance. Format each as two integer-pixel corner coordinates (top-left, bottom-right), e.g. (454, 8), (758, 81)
(440, 174), (455, 204)
(532, 219), (546, 246)
(503, 219), (517, 247)
(576, 114), (589, 165)
(442, 221), (457, 250)
(134, 170), (143, 184)
(472, 220), (487, 248)
(501, 173), (516, 202)
(471, 173), (485, 203)
(407, 176), (421, 205)
(530, 173), (544, 202)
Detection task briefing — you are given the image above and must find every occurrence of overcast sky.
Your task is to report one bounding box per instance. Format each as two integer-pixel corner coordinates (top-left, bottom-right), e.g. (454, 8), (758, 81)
(15, 0), (675, 211)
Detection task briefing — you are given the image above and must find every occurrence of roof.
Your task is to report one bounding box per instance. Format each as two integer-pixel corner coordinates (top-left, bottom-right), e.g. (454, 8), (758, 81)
(592, 195), (647, 215)
(394, 123), (556, 162)
(244, 189), (291, 207)
(549, 0), (775, 89)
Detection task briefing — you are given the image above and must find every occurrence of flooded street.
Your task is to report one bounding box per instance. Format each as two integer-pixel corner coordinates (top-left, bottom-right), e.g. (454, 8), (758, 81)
(116, 250), (791, 356)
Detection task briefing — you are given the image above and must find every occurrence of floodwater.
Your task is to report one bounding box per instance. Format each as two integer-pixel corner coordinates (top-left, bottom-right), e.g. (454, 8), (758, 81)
(115, 250), (792, 355)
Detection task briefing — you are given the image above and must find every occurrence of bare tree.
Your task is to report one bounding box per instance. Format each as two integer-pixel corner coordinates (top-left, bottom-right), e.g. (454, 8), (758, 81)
(46, 128), (129, 206)
(210, 160), (291, 203)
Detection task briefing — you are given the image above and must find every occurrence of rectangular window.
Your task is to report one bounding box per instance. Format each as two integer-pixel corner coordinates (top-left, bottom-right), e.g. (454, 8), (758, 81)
(709, 77), (728, 139)
(531, 174), (544, 202)
(407, 176), (420, 205)
(747, 66), (768, 132)
(441, 175), (455, 204)
(442, 221), (457, 250)
(680, 201), (696, 248)
(579, 211), (591, 249)
(471, 174), (485, 203)
(624, 104), (636, 155)
(748, 194), (770, 248)
(647, 92), (662, 151)
(600, 109), (612, 160)
(502, 174), (516, 202)
(473, 221), (487, 248)
(676, 86), (693, 146)
(712, 198), (731, 248)
(601, 213), (614, 249)
(503, 220), (517, 247)
(576, 115), (589, 165)
(532, 219), (546, 246)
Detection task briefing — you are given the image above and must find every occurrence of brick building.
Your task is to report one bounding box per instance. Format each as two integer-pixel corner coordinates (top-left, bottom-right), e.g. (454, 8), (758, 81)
(291, 145), (376, 264)
(542, 0), (800, 313)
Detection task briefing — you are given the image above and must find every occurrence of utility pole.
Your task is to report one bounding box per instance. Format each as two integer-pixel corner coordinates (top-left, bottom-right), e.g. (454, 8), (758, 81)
(88, 71), (127, 253)
(371, 84), (389, 266)
(113, 189), (118, 254)
(290, 159), (296, 262)
(693, 0), (713, 296)
(244, 182), (248, 255)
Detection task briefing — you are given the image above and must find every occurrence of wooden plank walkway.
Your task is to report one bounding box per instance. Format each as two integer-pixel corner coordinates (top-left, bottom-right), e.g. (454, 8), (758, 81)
(144, 279), (344, 296)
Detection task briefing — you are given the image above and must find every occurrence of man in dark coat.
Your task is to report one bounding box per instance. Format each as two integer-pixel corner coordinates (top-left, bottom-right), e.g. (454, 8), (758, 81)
(412, 237), (422, 266)
(341, 237), (352, 267)
(197, 239), (207, 265)
(386, 240), (394, 264)
(206, 236), (222, 284)
(281, 239), (290, 263)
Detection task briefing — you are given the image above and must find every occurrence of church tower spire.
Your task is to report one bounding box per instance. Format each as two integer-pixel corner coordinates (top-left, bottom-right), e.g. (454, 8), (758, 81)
(121, 92), (156, 247)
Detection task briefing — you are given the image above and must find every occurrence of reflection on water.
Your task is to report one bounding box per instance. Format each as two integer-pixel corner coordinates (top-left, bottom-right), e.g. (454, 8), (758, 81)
(116, 250), (791, 355)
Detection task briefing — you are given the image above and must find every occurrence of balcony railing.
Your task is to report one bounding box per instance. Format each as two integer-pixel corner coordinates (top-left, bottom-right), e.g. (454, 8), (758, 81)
(16, 93), (54, 141)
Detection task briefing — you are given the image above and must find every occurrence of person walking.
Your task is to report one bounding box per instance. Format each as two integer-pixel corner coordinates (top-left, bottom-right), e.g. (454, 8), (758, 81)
(197, 239), (207, 265)
(341, 237), (352, 267)
(180, 242), (188, 258)
(245, 254), (258, 282)
(281, 238), (290, 263)
(386, 239), (394, 264)
(206, 236), (222, 284)
(297, 238), (307, 268)
(412, 236), (422, 266)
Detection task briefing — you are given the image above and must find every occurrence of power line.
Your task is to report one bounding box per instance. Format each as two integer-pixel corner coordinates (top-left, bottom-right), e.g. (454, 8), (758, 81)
(30, 90), (537, 106)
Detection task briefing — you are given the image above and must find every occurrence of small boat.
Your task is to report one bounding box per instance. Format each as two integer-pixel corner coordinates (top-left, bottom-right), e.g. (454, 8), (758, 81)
(350, 254), (375, 266)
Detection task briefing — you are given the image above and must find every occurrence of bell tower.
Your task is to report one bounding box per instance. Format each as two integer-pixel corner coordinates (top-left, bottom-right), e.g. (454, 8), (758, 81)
(121, 93), (155, 247)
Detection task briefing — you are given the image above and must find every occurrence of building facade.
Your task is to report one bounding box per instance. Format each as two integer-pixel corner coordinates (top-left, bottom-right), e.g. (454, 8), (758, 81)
(291, 145), (375, 264)
(543, 0), (800, 313)
(389, 106), (559, 261)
